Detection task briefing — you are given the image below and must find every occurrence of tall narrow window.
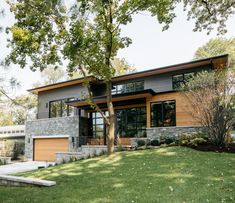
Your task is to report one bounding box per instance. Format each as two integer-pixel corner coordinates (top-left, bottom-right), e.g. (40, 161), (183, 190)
(151, 100), (176, 127)
(91, 112), (106, 138)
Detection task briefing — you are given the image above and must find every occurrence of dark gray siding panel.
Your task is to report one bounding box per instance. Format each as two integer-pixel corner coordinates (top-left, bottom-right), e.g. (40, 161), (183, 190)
(38, 85), (87, 119)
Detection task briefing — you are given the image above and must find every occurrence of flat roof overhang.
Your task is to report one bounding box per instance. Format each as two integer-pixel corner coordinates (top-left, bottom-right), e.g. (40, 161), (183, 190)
(67, 89), (155, 108)
(28, 54), (228, 95)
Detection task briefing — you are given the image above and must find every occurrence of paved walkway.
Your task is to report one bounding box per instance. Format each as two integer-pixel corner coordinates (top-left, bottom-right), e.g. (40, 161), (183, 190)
(0, 161), (54, 175)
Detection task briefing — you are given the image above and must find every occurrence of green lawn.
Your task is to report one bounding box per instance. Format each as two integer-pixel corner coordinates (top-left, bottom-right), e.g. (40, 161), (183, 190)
(0, 147), (234, 203)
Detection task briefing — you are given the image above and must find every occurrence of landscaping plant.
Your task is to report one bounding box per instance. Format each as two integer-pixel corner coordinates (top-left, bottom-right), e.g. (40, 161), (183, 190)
(182, 70), (235, 146)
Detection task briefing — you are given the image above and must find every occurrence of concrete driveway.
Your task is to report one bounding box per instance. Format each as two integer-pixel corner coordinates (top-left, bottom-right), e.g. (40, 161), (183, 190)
(0, 161), (54, 175)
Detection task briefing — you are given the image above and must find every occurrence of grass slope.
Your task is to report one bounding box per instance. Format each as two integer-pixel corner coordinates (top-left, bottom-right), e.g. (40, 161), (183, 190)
(0, 147), (234, 203)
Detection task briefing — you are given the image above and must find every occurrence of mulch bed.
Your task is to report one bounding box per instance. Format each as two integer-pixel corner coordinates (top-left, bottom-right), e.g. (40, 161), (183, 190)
(189, 144), (235, 153)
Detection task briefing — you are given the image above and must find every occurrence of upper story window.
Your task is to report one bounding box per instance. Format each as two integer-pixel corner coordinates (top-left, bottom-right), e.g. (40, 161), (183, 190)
(172, 72), (196, 90)
(112, 81), (144, 95)
(49, 98), (75, 118)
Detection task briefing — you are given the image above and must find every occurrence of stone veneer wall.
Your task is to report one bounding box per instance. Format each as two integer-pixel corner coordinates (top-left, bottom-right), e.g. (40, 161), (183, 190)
(147, 126), (205, 140)
(25, 116), (79, 160)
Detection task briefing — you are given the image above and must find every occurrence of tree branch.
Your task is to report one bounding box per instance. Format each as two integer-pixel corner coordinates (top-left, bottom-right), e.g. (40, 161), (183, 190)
(78, 65), (110, 126)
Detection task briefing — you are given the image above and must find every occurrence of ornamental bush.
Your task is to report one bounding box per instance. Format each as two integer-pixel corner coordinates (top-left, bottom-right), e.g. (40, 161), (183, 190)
(3, 140), (25, 160)
(150, 139), (160, 146)
(137, 140), (146, 147)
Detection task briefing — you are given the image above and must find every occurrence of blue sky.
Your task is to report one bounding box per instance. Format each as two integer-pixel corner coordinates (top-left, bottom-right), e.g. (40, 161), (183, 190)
(1, 2), (235, 95)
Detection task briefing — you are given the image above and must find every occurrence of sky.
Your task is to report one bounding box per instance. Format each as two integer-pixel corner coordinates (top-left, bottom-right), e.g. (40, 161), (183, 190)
(1, 2), (235, 95)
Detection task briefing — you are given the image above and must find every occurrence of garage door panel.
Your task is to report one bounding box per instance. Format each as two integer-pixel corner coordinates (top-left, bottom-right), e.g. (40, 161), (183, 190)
(34, 138), (68, 161)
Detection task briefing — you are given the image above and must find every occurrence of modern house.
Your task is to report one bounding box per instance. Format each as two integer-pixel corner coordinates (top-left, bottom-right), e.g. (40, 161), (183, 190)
(25, 54), (228, 162)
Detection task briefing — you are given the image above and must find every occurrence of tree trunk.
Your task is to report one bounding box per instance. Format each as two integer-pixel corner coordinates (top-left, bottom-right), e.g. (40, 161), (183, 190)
(106, 81), (115, 155)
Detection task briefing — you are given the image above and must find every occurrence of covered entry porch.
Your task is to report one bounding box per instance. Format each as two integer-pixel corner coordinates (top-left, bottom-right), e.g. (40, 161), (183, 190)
(67, 90), (155, 146)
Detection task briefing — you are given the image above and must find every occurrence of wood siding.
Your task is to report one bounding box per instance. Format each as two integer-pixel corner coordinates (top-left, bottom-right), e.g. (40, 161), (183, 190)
(34, 138), (69, 161)
(146, 92), (199, 127)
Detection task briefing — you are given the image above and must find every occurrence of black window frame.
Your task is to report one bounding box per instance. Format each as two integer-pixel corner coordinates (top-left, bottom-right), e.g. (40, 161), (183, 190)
(49, 97), (75, 118)
(172, 71), (197, 90)
(116, 107), (146, 138)
(91, 111), (107, 138)
(151, 100), (176, 127)
(112, 80), (144, 95)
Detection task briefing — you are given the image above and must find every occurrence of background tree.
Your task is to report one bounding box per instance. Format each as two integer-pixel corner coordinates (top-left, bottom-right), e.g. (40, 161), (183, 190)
(12, 94), (37, 124)
(182, 70), (235, 146)
(112, 58), (136, 76)
(194, 38), (235, 67)
(40, 66), (66, 85)
(6, 0), (235, 154)
(68, 57), (136, 78)
(0, 94), (37, 126)
(0, 110), (14, 126)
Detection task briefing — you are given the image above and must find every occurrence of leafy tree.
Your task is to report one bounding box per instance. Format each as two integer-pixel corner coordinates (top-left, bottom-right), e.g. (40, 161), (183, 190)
(0, 111), (14, 126)
(194, 38), (235, 67)
(40, 66), (66, 85)
(6, 0), (235, 154)
(0, 94), (37, 126)
(112, 58), (136, 76)
(13, 94), (37, 124)
(182, 70), (235, 146)
(69, 57), (135, 79)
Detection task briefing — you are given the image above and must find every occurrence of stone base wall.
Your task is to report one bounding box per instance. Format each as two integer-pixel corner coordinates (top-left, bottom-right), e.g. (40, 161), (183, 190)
(55, 152), (83, 164)
(25, 116), (79, 160)
(81, 145), (108, 158)
(147, 126), (205, 140)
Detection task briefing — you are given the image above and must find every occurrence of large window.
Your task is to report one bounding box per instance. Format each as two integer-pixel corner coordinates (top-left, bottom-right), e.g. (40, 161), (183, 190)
(112, 81), (144, 95)
(116, 107), (146, 138)
(49, 98), (75, 118)
(151, 101), (176, 127)
(172, 72), (196, 89)
(91, 107), (146, 138)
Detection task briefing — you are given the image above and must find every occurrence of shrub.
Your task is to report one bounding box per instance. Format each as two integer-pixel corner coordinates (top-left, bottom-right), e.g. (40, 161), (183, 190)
(137, 140), (146, 147)
(189, 137), (207, 146)
(150, 139), (160, 146)
(3, 140), (25, 160)
(165, 137), (174, 145)
(117, 145), (124, 152)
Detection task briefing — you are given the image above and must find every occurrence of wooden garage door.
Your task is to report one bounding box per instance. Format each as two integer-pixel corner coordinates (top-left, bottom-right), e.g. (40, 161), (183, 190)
(34, 138), (69, 161)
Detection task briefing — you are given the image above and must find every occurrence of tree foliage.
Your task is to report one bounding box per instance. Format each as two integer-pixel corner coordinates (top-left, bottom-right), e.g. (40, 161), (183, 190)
(112, 58), (136, 76)
(194, 38), (235, 67)
(182, 0), (235, 35)
(182, 70), (235, 146)
(6, 0), (235, 154)
(40, 66), (66, 85)
(0, 94), (37, 126)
